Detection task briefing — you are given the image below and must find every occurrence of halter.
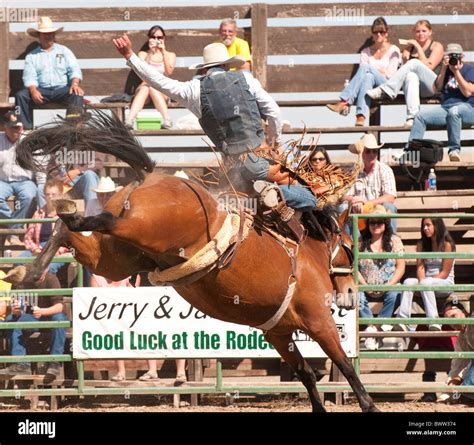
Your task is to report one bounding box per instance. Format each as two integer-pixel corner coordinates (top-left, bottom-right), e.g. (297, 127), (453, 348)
(328, 215), (354, 276)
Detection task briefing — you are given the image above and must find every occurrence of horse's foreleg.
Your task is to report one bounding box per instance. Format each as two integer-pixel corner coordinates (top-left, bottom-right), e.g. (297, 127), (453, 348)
(265, 332), (326, 413)
(306, 326), (379, 412)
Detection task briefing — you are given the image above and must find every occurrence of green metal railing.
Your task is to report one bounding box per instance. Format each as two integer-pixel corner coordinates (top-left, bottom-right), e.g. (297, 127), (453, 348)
(352, 211), (474, 390)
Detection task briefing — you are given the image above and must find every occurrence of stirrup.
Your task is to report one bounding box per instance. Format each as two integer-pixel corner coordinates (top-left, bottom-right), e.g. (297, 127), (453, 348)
(265, 204), (305, 243)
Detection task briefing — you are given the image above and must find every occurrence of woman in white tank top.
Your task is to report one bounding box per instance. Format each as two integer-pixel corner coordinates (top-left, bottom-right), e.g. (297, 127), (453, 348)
(398, 217), (456, 330)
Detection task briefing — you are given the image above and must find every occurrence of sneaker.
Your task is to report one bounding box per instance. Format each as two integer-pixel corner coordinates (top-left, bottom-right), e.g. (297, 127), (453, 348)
(161, 119), (173, 129)
(355, 115), (365, 126)
(0, 363), (31, 375)
(404, 118), (414, 128)
(124, 119), (134, 130)
(449, 151), (461, 162)
(366, 87), (385, 100)
(421, 393), (437, 403)
(364, 326), (380, 350)
(45, 362), (61, 376)
(111, 374), (126, 382)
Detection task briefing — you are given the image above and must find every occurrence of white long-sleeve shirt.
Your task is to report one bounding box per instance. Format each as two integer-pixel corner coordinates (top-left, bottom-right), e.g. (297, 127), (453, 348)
(127, 53), (282, 144)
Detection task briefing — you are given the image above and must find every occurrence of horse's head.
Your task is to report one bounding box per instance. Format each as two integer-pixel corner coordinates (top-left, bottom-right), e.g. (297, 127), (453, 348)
(327, 208), (356, 310)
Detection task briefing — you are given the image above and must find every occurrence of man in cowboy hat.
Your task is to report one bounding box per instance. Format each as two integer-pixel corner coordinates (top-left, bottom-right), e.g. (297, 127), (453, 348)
(342, 133), (398, 232)
(0, 111), (41, 243)
(15, 16), (84, 129)
(408, 43), (474, 162)
(113, 34), (316, 240)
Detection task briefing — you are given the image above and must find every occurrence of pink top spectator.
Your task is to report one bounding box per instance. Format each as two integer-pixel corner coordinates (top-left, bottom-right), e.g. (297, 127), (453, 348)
(91, 275), (133, 287)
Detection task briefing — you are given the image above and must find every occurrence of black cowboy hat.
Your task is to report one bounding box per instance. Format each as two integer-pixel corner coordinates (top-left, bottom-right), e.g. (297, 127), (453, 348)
(60, 105), (92, 123)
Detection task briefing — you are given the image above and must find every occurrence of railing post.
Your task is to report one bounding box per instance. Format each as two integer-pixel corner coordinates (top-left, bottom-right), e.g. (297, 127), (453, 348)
(251, 3), (268, 88)
(0, 21), (9, 105)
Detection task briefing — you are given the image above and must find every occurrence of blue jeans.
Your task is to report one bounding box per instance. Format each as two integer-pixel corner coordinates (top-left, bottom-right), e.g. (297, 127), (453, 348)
(409, 102), (474, 154)
(68, 170), (100, 206)
(0, 180), (38, 229)
(462, 361), (474, 399)
(19, 241), (67, 275)
(358, 290), (400, 318)
(340, 64), (386, 118)
(15, 86), (84, 129)
(5, 312), (67, 357)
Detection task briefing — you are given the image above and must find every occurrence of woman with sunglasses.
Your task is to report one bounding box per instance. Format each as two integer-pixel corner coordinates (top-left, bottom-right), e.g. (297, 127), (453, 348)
(397, 218), (456, 331)
(126, 25), (176, 129)
(309, 147), (331, 172)
(358, 205), (405, 350)
(327, 17), (401, 126)
(367, 20), (444, 127)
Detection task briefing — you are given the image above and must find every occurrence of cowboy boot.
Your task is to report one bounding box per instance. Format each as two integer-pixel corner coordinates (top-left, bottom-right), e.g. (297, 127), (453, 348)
(253, 181), (305, 242)
(326, 101), (350, 116)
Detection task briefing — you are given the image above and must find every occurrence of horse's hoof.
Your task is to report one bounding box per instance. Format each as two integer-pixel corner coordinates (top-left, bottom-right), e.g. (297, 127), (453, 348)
(3, 265), (27, 284)
(53, 198), (77, 215)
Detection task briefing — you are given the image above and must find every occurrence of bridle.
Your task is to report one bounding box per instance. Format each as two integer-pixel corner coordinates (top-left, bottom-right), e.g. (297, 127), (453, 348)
(327, 215), (354, 276)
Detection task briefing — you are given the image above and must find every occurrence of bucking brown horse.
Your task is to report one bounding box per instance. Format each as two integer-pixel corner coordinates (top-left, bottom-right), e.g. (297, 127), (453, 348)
(8, 113), (378, 412)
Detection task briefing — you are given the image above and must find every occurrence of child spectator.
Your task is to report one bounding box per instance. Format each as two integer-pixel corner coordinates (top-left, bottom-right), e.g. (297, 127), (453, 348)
(397, 217), (455, 331)
(326, 17), (401, 126)
(367, 20), (444, 127)
(357, 205), (405, 350)
(22, 179), (71, 276)
(126, 26), (176, 129)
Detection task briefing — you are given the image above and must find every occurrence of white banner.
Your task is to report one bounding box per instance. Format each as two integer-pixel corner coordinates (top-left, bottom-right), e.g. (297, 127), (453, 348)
(73, 287), (357, 359)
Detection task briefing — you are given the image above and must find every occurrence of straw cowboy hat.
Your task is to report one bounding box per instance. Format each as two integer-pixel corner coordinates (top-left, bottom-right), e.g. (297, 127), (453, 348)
(359, 203), (390, 231)
(189, 43), (246, 70)
(92, 177), (123, 193)
(348, 133), (384, 154)
(27, 17), (64, 38)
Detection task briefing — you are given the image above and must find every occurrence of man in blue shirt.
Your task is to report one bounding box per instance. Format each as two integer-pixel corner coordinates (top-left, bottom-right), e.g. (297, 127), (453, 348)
(15, 17), (84, 129)
(408, 43), (474, 162)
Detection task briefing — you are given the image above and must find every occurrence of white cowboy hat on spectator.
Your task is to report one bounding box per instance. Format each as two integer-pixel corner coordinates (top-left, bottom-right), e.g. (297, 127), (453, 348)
(445, 43), (464, 55)
(189, 43), (245, 70)
(174, 170), (189, 179)
(92, 177), (122, 193)
(348, 134), (383, 154)
(27, 16), (64, 38)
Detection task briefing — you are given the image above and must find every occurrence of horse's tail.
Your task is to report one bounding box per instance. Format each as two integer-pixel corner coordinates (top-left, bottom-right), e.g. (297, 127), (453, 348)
(16, 110), (155, 180)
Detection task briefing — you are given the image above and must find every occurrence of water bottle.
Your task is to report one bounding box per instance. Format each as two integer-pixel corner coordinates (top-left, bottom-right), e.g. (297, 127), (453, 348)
(427, 168), (437, 191)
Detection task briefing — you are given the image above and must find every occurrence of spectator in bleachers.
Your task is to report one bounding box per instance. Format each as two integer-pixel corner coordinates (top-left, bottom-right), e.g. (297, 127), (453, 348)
(367, 20), (444, 127)
(357, 205), (405, 350)
(308, 147), (331, 172)
(218, 19), (251, 71)
(408, 43), (474, 162)
(414, 300), (466, 402)
(397, 217), (455, 331)
(341, 134), (398, 233)
(326, 17), (401, 126)
(15, 17), (84, 130)
(125, 26), (176, 130)
(444, 301), (474, 405)
(21, 179), (71, 276)
(0, 273), (68, 378)
(0, 111), (41, 245)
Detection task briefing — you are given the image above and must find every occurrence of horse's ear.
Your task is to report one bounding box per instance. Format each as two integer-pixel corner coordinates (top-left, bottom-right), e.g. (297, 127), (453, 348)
(338, 205), (351, 227)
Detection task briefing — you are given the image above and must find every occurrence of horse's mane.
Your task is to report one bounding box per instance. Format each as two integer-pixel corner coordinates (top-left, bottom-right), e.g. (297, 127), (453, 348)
(16, 110), (155, 180)
(303, 204), (340, 241)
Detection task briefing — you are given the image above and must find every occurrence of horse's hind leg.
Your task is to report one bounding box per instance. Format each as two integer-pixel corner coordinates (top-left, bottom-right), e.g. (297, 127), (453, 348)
(305, 324), (379, 412)
(265, 332), (326, 413)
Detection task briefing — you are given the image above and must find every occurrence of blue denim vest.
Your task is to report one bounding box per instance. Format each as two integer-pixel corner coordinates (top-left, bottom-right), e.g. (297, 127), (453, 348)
(199, 70), (264, 156)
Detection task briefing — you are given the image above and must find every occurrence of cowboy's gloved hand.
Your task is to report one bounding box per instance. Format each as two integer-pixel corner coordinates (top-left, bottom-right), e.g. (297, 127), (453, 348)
(113, 33), (134, 60)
